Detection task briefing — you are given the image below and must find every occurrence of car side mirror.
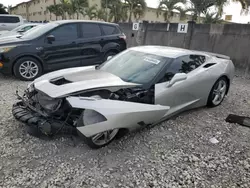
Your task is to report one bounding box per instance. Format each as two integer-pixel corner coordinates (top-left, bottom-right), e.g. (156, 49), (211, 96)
(107, 56), (113, 61)
(167, 73), (187, 88)
(47, 34), (55, 43)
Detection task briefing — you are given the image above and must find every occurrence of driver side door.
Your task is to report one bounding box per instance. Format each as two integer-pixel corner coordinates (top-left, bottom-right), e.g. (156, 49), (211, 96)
(155, 54), (206, 117)
(41, 23), (81, 71)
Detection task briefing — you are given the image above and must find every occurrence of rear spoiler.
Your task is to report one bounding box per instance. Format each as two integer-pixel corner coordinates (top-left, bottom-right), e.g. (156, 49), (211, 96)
(203, 52), (230, 60)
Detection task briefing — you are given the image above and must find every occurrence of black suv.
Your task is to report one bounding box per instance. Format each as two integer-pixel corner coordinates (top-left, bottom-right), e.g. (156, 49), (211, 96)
(0, 20), (127, 81)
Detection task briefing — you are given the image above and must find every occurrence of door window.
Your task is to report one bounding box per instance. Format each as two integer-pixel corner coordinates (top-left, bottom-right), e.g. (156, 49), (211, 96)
(159, 55), (206, 82)
(49, 23), (78, 41)
(0, 16), (20, 23)
(81, 23), (101, 38)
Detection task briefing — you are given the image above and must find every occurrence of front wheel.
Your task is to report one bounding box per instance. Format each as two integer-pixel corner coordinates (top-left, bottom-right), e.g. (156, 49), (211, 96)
(207, 77), (228, 107)
(13, 57), (43, 81)
(77, 110), (120, 149)
(83, 129), (120, 149)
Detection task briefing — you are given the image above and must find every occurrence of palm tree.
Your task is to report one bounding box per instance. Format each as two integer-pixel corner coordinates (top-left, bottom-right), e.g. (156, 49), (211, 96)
(97, 9), (107, 21)
(157, 0), (187, 22)
(108, 2), (128, 22)
(102, 0), (128, 22)
(7, 5), (12, 14)
(0, 3), (8, 14)
(47, 4), (64, 20)
(124, 0), (147, 23)
(59, 0), (71, 19)
(70, 0), (88, 19)
(47, 5), (54, 20)
(188, 0), (249, 23)
(84, 5), (97, 20)
(175, 6), (193, 21)
(203, 12), (222, 24)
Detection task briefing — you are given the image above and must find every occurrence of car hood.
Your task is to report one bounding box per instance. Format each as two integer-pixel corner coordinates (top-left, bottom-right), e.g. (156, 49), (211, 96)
(0, 36), (26, 46)
(0, 30), (9, 35)
(0, 31), (18, 38)
(32, 66), (140, 98)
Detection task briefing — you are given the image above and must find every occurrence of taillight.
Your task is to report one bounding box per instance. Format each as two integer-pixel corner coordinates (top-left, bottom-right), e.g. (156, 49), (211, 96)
(119, 33), (126, 40)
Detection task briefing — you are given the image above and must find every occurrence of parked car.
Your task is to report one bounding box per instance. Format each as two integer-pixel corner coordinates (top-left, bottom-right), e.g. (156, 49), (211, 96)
(0, 23), (42, 38)
(0, 15), (26, 31)
(12, 46), (235, 149)
(0, 20), (127, 81)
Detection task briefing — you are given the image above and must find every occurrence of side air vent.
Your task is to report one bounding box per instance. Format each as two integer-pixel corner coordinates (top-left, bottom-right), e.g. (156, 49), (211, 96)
(50, 77), (72, 85)
(204, 63), (216, 68)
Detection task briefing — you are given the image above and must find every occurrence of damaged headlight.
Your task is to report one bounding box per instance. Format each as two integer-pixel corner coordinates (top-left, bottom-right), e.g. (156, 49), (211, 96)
(37, 92), (62, 112)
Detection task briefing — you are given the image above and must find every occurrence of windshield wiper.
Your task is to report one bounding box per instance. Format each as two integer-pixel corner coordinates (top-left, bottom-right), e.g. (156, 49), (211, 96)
(16, 35), (22, 38)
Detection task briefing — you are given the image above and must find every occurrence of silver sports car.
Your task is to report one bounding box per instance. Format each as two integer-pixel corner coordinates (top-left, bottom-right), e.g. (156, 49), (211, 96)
(12, 46), (235, 148)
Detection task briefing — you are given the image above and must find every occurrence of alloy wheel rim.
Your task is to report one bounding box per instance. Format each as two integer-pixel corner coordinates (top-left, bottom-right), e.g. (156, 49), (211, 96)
(91, 129), (119, 146)
(19, 61), (39, 79)
(212, 80), (227, 106)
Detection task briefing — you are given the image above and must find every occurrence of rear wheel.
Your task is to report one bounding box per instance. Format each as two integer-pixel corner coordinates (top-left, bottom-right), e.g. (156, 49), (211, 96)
(13, 57), (42, 81)
(207, 77), (228, 107)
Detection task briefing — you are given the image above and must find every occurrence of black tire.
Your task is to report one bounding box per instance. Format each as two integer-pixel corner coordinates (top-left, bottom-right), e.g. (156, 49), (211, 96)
(77, 111), (119, 149)
(103, 51), (118, 62)
(13, 57), (43, 81)
(207, 77), (228, 107)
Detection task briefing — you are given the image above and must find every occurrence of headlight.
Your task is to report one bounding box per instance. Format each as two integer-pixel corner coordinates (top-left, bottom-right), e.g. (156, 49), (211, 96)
(0, 46), (16, 53)
(37, 92), (62, 112)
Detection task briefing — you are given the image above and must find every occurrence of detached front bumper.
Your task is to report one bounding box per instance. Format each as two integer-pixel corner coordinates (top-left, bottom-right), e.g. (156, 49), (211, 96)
(12, 101), (76, 136)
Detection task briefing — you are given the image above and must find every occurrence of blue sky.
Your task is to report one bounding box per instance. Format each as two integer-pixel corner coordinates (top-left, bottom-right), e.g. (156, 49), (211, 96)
(2, 0), (250, 23)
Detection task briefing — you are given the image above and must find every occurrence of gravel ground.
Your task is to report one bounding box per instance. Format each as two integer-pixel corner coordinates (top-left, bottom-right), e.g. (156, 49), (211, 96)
(1, 72), (250, 188)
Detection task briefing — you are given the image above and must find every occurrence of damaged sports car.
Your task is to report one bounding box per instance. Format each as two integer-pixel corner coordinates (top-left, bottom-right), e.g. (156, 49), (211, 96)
(12, 46), (235, 148)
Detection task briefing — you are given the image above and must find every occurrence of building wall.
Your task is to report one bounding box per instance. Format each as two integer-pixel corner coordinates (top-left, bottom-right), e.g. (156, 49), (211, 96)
(10, 0), (192, 23)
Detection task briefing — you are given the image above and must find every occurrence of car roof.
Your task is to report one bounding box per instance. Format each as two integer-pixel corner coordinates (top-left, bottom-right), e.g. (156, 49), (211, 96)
(0, 14), (22, 17)
(130, 46), (210, 58)
(53, 20), (119, 26)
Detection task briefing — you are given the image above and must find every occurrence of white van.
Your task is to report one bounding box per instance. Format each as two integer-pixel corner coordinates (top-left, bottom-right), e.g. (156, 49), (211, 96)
(0, 15), (25, 31)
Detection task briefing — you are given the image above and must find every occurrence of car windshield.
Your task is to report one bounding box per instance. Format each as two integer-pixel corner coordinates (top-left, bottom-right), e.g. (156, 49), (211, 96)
(99, 49), (171, 84)
(20, 23), (58, 39)
(11, 25), (26, 32)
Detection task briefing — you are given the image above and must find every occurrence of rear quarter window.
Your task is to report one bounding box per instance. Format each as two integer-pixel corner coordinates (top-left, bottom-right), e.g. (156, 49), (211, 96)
(101, 24), (120, 35)
(81, 23), (102, 38)
(0, 16), (20, 23)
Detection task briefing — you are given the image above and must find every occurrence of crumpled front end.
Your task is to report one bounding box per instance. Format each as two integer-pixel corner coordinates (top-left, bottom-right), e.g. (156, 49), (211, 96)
(12, 87), (79, 136)
(13, 83), (170, 139)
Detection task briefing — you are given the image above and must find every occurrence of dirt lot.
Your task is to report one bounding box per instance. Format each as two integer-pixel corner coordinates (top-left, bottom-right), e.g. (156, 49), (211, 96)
(1, 73), (250, 188)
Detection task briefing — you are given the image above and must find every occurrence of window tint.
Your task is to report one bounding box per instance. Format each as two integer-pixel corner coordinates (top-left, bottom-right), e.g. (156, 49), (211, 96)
(22, 25), (34, 31)
(0, 16), (20, 23)
(81, 23), (101, 38)
(49, 24), (77, 41)
(101, 25), (119, 35)
(161, 55), (206, 82)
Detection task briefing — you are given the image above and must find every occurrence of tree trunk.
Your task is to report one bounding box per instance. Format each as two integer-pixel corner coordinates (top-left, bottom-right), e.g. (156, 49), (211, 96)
(77, 12), (79, 19)
(128, 6), (132, 23)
